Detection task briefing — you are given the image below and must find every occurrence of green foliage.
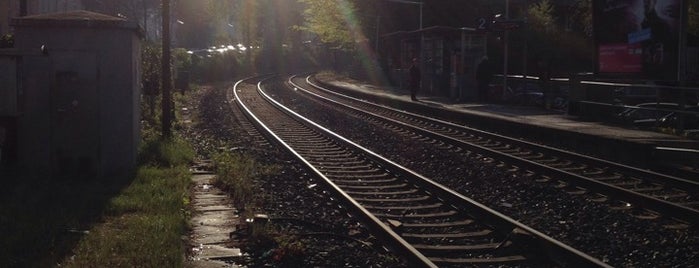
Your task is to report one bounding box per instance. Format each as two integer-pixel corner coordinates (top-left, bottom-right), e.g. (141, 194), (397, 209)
(246, 223), (306, 266)
(0, 176), (122, 266)
(690, 0), (699, 35)
(0, 147), (193, 266)
(190, 51), (244, 82)
(173, 47), (193, 72)
(107, 166), (191, 216)
(298, 0), (364, 50)
(528, 0), (557, 34)
(142, 43), (162, 96)
(0, 33), (13, 48)
(212, 151), (279, 209)
(514, 0), (594, 73)
(64, 166), (191, 267)
(569, 0), (593, 36)
(138, 137), (195, 168)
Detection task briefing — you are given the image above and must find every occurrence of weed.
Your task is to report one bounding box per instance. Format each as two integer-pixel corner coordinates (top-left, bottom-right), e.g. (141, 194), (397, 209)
(138, 137), (195, 167)
(212, 151), (279, 210)
(245, 221), (307, 267)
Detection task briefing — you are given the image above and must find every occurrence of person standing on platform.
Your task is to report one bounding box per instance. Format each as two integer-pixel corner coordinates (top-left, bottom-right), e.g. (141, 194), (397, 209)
(409, 58), (421, 101)
(476, 56), (493, 102)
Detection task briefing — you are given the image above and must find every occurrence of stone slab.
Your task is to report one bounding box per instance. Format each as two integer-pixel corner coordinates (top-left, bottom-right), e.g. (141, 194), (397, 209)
(197, 205), (235, 212)
(193, 244), (243, 259)
(185, 259), (233, 268)
(189, 171), (246, 268)
(191, 232), (231, 245)
(191, 212), (238, 227)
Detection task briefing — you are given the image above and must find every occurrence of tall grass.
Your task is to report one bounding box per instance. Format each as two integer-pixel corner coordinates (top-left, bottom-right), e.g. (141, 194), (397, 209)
(59, 138), (194, 267)
(212, 151), (279, 211)
(138, 137), (195, 167)
(0, 137), (194, 267)
(63, 166), (191, 267)
(0, 175), (120, 266)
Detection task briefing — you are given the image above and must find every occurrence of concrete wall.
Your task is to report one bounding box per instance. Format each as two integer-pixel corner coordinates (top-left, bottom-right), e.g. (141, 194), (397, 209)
(14, 23), (140, 178)
(0, 57), (18, 115)
(0, 0), (8, 34)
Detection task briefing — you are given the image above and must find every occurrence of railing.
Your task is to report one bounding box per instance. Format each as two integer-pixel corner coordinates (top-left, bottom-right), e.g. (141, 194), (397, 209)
(573, 79), (699, 136)
(491, 74), (571, 110)
(490, 74), (699, 137)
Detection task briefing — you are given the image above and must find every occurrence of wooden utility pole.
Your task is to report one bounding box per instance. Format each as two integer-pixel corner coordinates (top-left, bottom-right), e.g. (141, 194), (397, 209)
(161, 0), (172, 138)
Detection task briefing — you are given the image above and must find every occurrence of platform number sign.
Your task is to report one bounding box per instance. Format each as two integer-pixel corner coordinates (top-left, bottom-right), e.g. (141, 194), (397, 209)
(477, 17), (490, 31)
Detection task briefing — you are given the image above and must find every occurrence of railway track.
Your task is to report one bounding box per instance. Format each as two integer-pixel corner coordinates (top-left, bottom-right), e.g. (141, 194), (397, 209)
(288, 75), (699, 227)
(232, 76), (608, 267)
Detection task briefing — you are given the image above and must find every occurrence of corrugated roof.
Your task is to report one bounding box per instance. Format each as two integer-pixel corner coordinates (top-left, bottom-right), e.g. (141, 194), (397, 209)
(20, 10), (124, 22)
(10, 10), (139, 31)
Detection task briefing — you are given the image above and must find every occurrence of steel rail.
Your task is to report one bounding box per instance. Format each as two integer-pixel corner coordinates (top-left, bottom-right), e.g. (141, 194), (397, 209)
(294, 75), (699, 225)
(233, 76), (437, 267)
(274, 77), (609, 267)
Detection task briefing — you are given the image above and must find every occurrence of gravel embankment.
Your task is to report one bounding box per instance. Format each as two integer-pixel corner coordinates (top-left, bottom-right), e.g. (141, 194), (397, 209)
(264, 80), (699, 267)
(182, 83), (406, 267)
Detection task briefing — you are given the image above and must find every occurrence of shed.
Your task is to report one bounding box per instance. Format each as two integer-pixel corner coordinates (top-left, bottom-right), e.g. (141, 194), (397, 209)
(9, 10), (142, 178)
(380, 26), (487, 100)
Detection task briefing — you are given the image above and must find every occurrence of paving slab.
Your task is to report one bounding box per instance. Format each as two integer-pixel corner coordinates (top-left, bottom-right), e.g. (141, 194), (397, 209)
(186, 259), (235, 268)
(193, 244), (243, 259)
(187, 168), (246, 267)
(192, 211), (239, 227)
(191, 232), (232, 245)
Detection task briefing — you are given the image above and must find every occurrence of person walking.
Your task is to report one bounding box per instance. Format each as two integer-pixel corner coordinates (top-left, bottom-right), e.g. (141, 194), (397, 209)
(409, 58), (421, 101)
(476, 56), (493, 102)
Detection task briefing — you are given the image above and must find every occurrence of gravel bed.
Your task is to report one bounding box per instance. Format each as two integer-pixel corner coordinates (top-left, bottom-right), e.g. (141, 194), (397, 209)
(181, 83), (406, 267)
(264, 81), (699, 267)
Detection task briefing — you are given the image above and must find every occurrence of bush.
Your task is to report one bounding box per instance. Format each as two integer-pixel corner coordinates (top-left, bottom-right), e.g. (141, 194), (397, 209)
(138, 137), (194, 167)
(1, 33), (13, 48)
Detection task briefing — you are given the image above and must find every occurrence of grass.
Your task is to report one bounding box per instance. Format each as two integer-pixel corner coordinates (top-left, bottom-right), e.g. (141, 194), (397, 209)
(0, 137), (194, 267)
(62, 138), (194, 267)
(63, 164), (191, 267)
(212, 151), (279, 212)
(0, 175), (122, 266)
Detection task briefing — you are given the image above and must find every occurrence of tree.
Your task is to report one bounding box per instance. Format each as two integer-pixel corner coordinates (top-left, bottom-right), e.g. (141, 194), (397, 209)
(690, 0), (699, 35)
(527, 0), (557, 34)
(569, 0), (592, 37)
(297, 0), (364, 50)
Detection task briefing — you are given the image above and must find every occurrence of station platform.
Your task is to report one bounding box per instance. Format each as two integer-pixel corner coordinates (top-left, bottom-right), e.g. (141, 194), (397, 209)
(310, 73), (699, 178)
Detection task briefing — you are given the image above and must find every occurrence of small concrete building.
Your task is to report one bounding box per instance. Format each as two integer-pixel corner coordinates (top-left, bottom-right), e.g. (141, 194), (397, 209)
(6, 10), (142, 178)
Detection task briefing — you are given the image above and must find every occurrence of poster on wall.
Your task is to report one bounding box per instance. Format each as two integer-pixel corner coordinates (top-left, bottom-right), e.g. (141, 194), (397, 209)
(593, 0), (682, 80)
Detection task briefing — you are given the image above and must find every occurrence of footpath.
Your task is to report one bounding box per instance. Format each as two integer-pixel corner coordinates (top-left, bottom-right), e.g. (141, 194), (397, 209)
(186, 163), (244, 268)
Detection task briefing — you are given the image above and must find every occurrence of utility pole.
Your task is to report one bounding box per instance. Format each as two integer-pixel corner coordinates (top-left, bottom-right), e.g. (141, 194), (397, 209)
(522, 0), (528, 77)
(503, 0), (509, 96)
(161, 0), (172, 138)
(143, 0), (148, 41)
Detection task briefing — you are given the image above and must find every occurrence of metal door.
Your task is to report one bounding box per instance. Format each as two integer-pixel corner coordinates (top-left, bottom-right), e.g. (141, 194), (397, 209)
(50, 51), (99, 179)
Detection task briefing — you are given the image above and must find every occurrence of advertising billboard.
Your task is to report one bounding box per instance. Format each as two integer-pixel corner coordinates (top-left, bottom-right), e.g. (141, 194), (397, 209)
(593, 0), (683, 80)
